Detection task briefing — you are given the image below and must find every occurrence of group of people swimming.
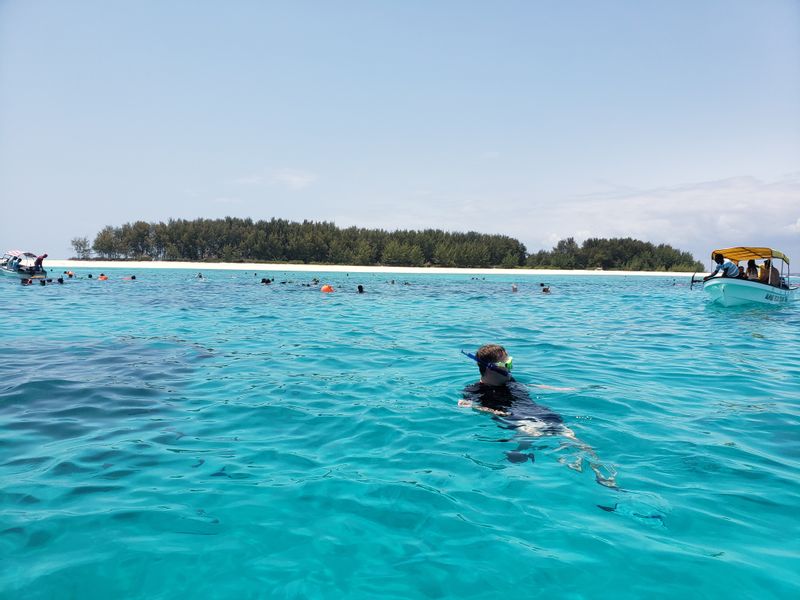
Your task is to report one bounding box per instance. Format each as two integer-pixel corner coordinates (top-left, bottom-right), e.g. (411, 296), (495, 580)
(19, 271), (131, 286)
(24, 267), (555, 295)
(703, 253), (785, 287)
(512, 282), (551, 293)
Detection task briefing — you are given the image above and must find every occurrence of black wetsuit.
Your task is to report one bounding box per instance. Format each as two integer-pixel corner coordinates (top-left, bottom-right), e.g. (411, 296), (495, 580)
(462, 379), (565, 435)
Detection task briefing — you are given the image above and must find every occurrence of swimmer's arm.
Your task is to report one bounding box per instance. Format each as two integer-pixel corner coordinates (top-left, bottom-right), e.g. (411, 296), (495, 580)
(458, 399), (508, 416)
(530, 384), (576, 392)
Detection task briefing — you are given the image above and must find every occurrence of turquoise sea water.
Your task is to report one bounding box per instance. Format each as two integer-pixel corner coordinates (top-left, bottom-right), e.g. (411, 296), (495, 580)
(1, 270), (798, 599)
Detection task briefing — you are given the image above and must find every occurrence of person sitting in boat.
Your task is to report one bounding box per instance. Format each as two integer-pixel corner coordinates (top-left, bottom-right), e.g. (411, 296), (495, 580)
(745, 259), (759, 280)
(703, 253), (739, 281)
(737, 266), (745, 278)
(759, 259), (781, 287)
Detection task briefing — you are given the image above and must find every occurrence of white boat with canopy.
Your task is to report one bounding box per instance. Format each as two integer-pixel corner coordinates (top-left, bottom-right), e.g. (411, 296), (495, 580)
(694, 247), (797, 306)
(0, 250), (48, 281)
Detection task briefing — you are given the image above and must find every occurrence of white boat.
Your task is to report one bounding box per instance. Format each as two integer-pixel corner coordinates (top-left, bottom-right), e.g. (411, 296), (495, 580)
(698, 247), (797, 307)
(0, 250), (48, 281)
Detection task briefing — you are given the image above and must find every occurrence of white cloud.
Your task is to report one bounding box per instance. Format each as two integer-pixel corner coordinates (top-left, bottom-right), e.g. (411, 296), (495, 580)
(299, 173), (800, 263)
(231, 175), (264, 185)
(230, 168), (317, 191)
(513, 173), (800, 258)
(269, 168), (317, 190)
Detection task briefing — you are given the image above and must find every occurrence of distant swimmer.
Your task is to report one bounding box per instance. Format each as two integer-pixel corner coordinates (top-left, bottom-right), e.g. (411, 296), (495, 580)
(357, 284), (364, 293)
(197, 273), (203, 279)
(511, 284), (518, 293)
(459, 343), (616, 487)
(261, 278), (271, 285)
(98, 273), (108, 281)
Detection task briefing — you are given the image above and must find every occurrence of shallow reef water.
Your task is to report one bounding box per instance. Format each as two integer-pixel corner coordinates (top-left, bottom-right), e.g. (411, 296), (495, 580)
(1, 270), (798, 598)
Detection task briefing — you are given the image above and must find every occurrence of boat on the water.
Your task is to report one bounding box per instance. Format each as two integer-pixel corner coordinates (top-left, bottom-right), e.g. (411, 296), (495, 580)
(0, 250), (48, 281)
(696, 247), (797, 306)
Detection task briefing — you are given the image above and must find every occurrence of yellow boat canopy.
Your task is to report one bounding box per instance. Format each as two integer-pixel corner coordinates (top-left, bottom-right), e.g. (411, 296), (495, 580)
(711, 247), (790, 265)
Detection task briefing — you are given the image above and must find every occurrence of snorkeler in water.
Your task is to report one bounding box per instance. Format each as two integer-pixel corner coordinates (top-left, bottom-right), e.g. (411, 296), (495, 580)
(460, 344), (616, 487)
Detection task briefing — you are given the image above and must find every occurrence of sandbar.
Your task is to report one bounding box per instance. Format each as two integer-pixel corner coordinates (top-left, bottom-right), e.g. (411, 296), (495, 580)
(47, 260), (701, 277)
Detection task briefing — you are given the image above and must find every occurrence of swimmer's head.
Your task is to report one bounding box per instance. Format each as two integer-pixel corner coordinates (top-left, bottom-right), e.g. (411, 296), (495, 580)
(465, 344), (513, 385)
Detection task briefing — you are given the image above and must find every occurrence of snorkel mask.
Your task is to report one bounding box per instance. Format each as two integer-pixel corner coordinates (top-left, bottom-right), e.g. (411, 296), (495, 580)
(461, 350), (513, 376)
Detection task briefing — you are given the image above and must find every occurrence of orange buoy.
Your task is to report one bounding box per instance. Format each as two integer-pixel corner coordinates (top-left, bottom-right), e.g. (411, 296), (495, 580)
(320, 284), (334, 293)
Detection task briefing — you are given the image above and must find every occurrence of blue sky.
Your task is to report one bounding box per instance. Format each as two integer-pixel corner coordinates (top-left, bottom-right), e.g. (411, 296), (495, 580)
(1, 0), (798, 265)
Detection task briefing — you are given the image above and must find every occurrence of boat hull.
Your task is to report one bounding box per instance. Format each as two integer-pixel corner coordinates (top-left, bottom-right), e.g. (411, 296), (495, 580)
(703, 278), (797, 306)
(0, 266), (47, 280)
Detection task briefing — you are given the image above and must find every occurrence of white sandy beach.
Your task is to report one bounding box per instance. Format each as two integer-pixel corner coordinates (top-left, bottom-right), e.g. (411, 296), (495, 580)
(47, 259), (702, 277)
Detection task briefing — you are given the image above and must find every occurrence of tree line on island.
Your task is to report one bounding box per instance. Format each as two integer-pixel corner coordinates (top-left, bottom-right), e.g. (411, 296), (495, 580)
(70, 217), (704, 271)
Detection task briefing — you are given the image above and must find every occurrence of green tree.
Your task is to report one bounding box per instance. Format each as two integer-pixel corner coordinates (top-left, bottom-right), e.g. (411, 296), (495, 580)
(500, 252), (519, 269)
(381, 240), (411, 265)
(70, 237), (91, 259)
(92, 226), (121, 258)
(526, 237), (703, 271)
(80, 218), (700, 271)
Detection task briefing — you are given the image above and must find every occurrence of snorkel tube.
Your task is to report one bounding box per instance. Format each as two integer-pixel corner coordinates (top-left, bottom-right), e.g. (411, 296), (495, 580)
(461, 350), (511, 376)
